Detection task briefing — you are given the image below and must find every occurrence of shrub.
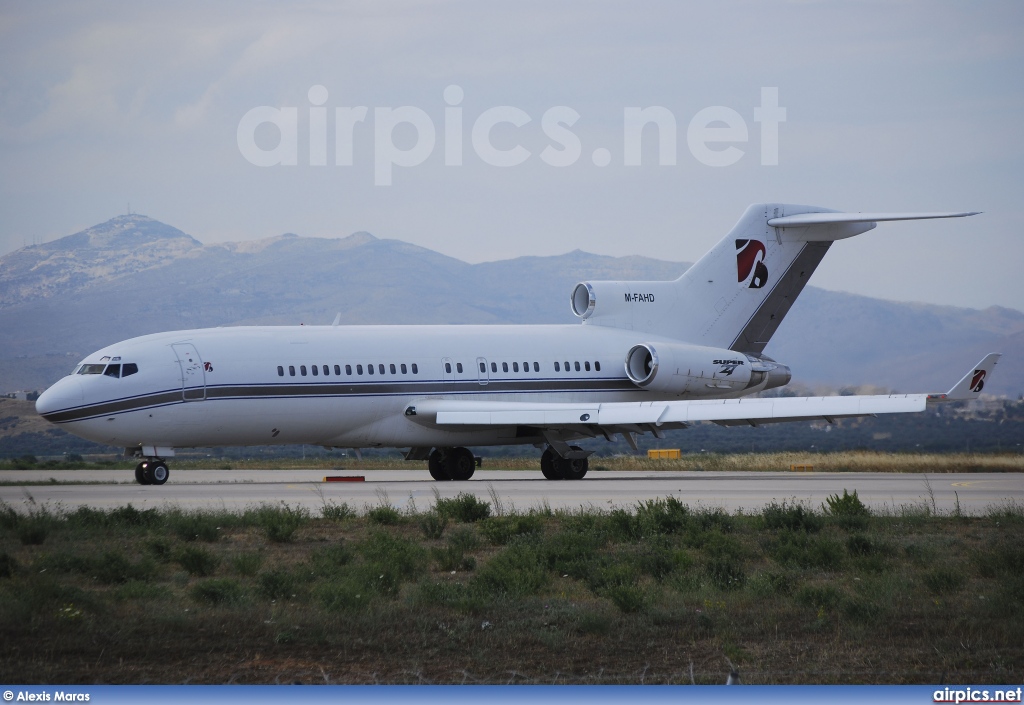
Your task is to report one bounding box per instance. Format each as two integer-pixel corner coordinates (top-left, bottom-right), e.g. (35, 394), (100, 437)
(18, 518), (50, 545)
(0, 551), (18, 578)
(604, 584), (648, 613)
(769, 531), (844, 570)
(634, 497), (691, 535)
(93, 550), (157, 584)
(231, 551), (264, 577)
(748, 570), (794, 597)
(359, 531), (427, 582)
(257, 569), (297, 600)
(168, 511), (221, 542)
(635, 538), (691, 581)
(315, 579), (372, 612)
(191, 578), (245, 605)
(479, 514), (543, 545)
(705, 556), (746, 590)
(176, 545), (220, 577)
(366, 505), (402, 526)
(795, 584), (843, 610)
(824, 489), (870, 517)
(762, 500), (823, 533)
(254, 504), (308, 543)
(435, 493), (491, 523)
(115, 581), (170, 601)
(309, 543), (353, 578)
(431, 545), (476, 572)
(923, 568), (967, 595)
(472, 540), (548, 597)
(321, 501), (355, 522)
(975, 539), (1024, 579)
(419, 512), (448, 539)
(145, 538), (174, 563)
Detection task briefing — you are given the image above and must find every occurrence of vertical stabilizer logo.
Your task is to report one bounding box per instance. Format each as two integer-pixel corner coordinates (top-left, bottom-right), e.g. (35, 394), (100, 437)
(736, 239), (768, 289)
(970, 369), (986, 393)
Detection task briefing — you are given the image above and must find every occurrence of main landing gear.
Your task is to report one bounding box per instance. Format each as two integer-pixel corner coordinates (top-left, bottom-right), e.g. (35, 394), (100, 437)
(428, 447), (477, 481)
(541, 446), (589, 481)
(134, 460), (169, 486)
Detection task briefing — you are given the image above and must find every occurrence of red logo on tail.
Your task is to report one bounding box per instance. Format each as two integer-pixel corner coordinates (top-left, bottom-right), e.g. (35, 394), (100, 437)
(736, 239), (768, 289)
(970, 369), (985, 393)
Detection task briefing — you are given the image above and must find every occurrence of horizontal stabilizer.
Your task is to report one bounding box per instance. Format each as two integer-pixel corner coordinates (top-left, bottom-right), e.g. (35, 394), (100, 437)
(767, 211), (980, 227)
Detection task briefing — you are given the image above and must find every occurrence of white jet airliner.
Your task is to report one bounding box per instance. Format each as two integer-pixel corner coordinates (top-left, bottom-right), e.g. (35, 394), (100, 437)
(36, 203), (998, 486)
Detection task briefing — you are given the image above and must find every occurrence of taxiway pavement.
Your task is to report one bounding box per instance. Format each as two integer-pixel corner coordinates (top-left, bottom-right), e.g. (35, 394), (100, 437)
(1, 468), (1020, 515)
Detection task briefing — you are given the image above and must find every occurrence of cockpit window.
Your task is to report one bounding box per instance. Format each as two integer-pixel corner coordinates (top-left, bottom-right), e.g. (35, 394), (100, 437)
(78, 364), (106, 375)
(103, 364), (121, 378)
(122, 363), (139, 377)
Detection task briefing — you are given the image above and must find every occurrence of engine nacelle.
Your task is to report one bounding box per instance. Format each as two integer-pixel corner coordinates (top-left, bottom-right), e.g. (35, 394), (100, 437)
(624, 342), (791, 397)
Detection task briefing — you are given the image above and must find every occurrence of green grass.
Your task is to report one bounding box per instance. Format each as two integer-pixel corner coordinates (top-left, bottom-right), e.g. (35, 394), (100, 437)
(0, 496), (1021, 684)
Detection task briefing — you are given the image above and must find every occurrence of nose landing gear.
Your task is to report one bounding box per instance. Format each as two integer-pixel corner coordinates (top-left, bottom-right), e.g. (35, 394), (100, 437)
(134, 460), (169, 485)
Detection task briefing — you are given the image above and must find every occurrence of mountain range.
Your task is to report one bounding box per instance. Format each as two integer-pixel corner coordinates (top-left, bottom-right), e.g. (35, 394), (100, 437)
(2, 214), (1022, 397)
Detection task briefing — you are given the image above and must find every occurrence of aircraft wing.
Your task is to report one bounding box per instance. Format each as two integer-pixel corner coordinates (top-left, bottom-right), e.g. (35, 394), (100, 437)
(408, 354), (1000, 440)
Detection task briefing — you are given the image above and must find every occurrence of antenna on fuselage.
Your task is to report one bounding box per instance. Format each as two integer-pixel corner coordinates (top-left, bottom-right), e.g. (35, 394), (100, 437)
(332, 313), (341, 327)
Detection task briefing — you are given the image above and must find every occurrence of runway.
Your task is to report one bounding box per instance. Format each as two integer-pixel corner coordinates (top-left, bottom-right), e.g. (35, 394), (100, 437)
(1, 468), (1021, 515)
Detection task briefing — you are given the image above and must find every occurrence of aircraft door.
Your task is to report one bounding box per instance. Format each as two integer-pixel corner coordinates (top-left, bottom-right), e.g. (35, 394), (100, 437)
(476, 357), (489, 386)
(172, 343), (206, 401)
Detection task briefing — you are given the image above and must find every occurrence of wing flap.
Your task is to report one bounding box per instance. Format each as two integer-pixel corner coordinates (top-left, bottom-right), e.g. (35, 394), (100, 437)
(416, 394), (928, 429)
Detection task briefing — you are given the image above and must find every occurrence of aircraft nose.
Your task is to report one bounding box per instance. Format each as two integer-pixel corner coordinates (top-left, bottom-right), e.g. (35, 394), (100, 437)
(36, 379), (84, 417)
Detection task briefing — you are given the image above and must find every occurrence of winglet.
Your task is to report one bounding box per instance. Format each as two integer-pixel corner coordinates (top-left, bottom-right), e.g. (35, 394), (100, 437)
(930, 353), (1001, 401)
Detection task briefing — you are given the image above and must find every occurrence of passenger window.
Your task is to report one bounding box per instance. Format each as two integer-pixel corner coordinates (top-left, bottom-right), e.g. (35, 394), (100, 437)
(277, 366), (284, 377)
(345, 364), (352, 375)
(554, 362), (560, 372)
(575, 361), (580, 371)
(122, 363), (139, 377)
(78, 364), (106, 375)
(379, 364), (385, 375)
(534, 362), (539, 372)
(595, 361), (601, 372)
(301, 365), (307, 376)
(513, 362), (519, 372)
(357, 365), (363, 375)
(368, 364), (374, 375)
(412, 363), (418, 374)
(585, 361), (591, 371)
(457, 362), (463, 374)
(323, 365), (329, 376)
(390, 363), (396, 374)
(564, 361), (570, 371)
(104, 364), (121, 378)
(312, 365), (318, 376)
(401, 363), (407, 374)
(523, 361), (529, 372)
(289, 366), (295, 376)
(491, 362), (497, 373)
(334, 365), (341, 375)
(445, 362), (452, 373)
(479, 362), (486, 373)
(502, 362), (508, 373)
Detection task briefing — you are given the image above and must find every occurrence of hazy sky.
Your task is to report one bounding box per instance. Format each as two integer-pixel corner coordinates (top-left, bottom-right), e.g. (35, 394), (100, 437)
(2, 1), (1022, 310)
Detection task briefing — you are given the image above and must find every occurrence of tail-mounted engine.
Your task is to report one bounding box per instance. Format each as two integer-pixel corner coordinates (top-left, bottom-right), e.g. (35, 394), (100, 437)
(624, 341), (791, 397)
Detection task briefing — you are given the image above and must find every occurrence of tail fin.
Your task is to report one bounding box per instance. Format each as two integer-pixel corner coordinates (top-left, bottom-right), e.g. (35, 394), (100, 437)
(676, 204), (980, 353)
(576, 204), (978, 349)
(939, 353), (1001, 400)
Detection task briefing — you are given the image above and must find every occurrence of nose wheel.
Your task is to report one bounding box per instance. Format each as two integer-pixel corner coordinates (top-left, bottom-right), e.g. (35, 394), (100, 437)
(134, 460), (169, 485)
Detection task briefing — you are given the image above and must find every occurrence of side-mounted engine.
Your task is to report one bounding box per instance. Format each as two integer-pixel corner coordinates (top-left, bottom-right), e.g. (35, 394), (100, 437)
(623, 341), (791, 397)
